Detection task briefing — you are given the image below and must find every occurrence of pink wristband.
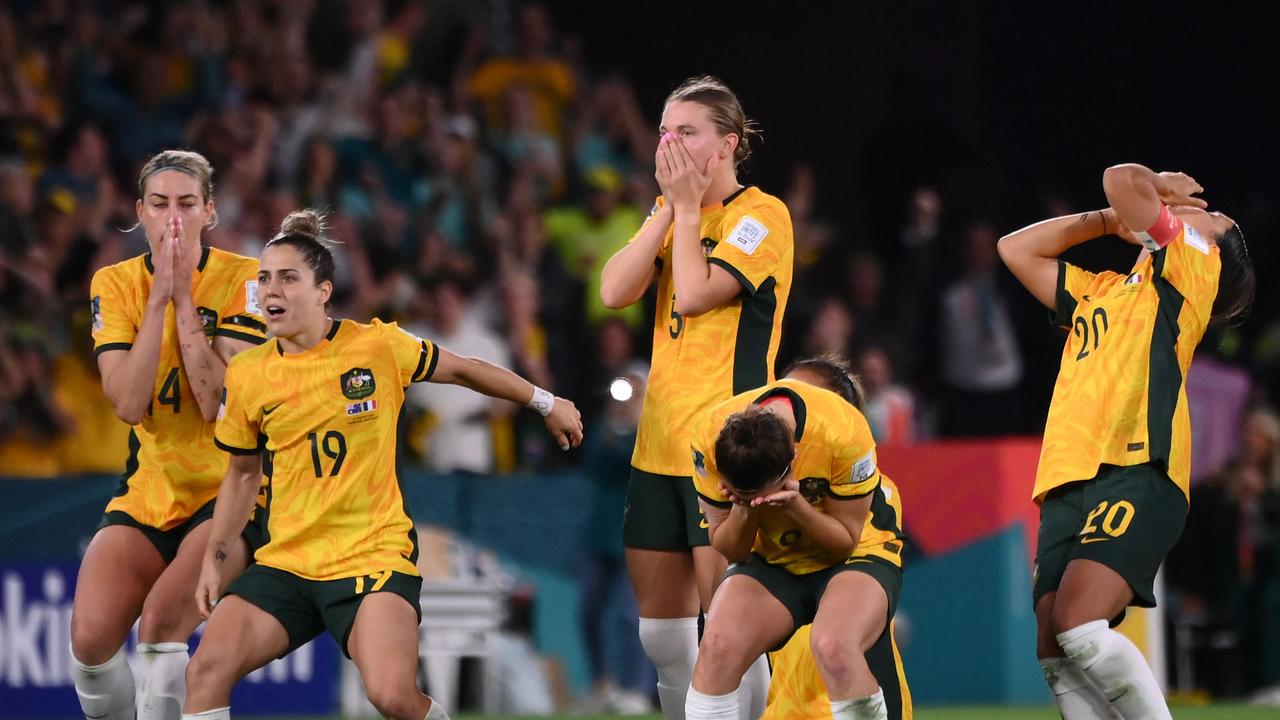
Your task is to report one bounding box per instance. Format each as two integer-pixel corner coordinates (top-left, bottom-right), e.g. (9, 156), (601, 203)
(1135, 205), (1183, 252)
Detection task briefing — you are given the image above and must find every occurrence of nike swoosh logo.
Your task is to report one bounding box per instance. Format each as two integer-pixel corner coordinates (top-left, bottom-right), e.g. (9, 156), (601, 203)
(1079, 537), (1110, 544)
(263, 403), (283, 415)
(1082, 294), (1092, 301)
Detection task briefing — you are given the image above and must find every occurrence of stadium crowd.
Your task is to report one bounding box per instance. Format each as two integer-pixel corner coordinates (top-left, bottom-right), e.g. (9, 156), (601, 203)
(1, 0), (1278, 703)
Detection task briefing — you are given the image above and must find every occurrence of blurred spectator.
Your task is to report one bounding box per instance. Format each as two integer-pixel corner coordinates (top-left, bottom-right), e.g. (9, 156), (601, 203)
(405, 277), (513, 475)
(576, 362), (655, 715)
(857, 347), (917, 446)
(1169, 407), (1280, 697)
(543, 166), (645, 329)
(802, 296), (854, 358)
(892, 187), (943, 375)
(579, 316), (640, 426)
(568, 78), (652, 180)
(463, 3), (576, 142)
(937, 221), (1024, 436)
(842, 250), (900, 364)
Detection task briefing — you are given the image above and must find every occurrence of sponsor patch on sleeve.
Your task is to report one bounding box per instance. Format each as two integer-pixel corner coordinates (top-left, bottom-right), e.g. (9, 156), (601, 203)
(1183, 226), (1210, 255)
(852, 450), (877, 483)
(724, 215), (769, 255)
(245, 281), (261, 316)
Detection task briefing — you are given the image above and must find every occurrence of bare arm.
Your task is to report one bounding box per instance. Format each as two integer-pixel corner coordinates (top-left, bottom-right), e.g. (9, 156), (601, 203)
(600, 203), (671, 309)
(669, 205), (745, 317)
(701, 499), (759, 564)
(1102, 163), (1205, 234)
(196, 451), (260, 618)
(172, 297), (255, 422)
(997, 210), (1112, 310)
(97, 296), (168, 426)
(430, 347), (583, 450)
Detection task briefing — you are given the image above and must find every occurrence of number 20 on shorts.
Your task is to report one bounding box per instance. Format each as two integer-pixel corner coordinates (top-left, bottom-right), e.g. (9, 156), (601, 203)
(1079, 500), (1135, 541)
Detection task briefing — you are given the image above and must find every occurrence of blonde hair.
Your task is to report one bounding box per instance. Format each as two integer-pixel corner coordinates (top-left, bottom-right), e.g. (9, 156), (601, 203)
(664, 75), (760, 167)
(135, 149), (219, 229)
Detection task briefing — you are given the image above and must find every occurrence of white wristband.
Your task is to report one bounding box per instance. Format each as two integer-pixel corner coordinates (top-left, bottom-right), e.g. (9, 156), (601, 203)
(528, 387), (555, 417)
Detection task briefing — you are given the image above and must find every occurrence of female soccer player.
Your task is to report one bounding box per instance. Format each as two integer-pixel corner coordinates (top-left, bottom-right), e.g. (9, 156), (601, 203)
(999, 164), (1255, 719)
(761, 357), (911, 720)
(73, 150), (267, 720)
(600, 75), (794, 720)
(686, 363), (908, 720)
(181, 210), (582, 720)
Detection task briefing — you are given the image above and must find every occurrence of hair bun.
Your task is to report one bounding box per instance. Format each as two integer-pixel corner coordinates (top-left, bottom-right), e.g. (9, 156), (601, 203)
(280, 208), (328, 241)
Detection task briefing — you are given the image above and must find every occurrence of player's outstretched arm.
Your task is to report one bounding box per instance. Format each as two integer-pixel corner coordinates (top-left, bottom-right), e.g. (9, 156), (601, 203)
(196, 452), (260, 618)
(997, 209), (1115, 310)
(430, 347), (584, 450)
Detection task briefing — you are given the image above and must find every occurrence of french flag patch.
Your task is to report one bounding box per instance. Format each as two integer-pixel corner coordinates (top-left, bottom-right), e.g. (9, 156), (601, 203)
(347, 399), (377, 416)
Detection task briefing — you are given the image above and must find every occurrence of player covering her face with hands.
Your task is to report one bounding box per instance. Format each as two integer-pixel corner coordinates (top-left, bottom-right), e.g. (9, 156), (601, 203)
(999, 164), (1254, 719)
(73, 149), (267, 720)
(180, 210), (582, 720)
(599, 74), (794, 720)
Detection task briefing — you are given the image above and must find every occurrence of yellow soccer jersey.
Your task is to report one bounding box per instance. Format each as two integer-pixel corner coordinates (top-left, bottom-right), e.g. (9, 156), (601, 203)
(1034, 212), (1221, 502)
(691, 379), (905, 574)
(632, 187), (794, 476)
(215, 319), (439, 581)
(764, 623), (912, 720)
(90, 247), (267, 530)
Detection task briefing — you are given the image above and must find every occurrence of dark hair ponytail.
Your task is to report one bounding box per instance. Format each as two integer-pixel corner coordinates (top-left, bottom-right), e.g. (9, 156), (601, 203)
(1211, 223), (1255, 327)
(782, 354), (866, 410)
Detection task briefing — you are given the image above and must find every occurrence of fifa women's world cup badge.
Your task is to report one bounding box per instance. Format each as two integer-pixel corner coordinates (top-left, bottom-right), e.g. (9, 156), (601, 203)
(340, 368), (376, 400)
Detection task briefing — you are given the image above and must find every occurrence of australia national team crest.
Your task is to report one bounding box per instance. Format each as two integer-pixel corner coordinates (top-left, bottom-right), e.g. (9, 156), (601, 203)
(197, 306), (218, 336)
(692, 449), (707, 477)
(799, 477), (830, 503)
(340, 368), (376, 400)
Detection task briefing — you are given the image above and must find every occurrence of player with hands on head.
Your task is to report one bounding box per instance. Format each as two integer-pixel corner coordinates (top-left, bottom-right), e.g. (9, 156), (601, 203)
(998, 164), (1254, 719)
(181, 209), (580, 720)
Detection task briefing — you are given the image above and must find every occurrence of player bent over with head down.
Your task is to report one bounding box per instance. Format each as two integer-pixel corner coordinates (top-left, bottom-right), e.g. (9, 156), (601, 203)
(999, 164), (1254, 719)
(760, 356), (911, 720)
(686, 363), (908, 720)
(180, 210), (583, 720)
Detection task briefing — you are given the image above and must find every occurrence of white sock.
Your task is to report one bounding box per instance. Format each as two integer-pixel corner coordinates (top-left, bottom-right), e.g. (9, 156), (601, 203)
(639, 617), (699, 720)
(180, 708), (229, 719)
(686, 687), (740, 720)
(1040, 656), (1122, 719)
(138, 642), (189, 720)
(1057, 620), (1171, 720)
(424, 695), (451, 720)
(830, 689), (887, 720)
(71, 644), (135, 720)
(737, 654), (770, 720)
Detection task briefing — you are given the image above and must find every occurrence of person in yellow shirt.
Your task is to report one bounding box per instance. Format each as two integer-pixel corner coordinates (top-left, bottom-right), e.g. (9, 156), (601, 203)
(999, 164), (1255, 720)
(686, 364), (906, 720)
(761, 357), (911, 720)
(600, 75), (793, 720)
(181, 210), (582, 720)
(71, 150), (268, 720)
